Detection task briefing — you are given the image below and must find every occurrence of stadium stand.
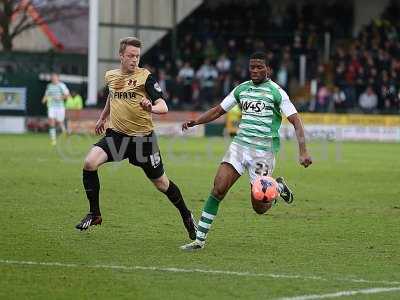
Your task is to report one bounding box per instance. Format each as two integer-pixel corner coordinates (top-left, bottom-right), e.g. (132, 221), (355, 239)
(323, 2), (400, 114)
(143, 0), (399, 114)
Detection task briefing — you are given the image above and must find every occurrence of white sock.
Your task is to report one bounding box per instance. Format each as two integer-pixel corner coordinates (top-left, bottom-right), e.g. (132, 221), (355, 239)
(60, 123), (66, 134)
(49, 127), (56, 140)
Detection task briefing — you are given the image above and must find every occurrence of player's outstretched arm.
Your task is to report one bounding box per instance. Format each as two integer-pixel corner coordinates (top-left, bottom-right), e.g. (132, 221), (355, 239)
(287, 113), (312, 168)
(182, 105), (226, 130)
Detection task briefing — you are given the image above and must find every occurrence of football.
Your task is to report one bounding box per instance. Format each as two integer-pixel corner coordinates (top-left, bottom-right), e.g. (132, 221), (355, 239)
(252, 176), (279, 202)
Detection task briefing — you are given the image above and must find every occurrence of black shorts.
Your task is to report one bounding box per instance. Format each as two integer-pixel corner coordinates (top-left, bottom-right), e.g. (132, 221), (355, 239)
(94, 129), (164, 179)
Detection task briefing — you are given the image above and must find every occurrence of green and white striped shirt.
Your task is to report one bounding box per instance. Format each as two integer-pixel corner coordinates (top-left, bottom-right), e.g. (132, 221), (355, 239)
(220, 79), (297, 152)
(44, 82), (69, 108)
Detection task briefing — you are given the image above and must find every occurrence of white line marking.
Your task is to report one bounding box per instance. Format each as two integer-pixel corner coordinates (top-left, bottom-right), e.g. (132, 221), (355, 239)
(277, 286), (400, 300)
(1, 259), (400, 287)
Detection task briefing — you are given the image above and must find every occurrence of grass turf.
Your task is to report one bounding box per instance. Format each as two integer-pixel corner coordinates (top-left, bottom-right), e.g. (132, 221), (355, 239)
(0, 134), (399, 299)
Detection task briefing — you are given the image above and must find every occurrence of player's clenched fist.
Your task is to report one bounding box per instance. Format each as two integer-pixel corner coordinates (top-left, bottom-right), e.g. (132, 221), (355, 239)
(182, 120), (196, 131)
(95, 118), (106, 135)
(299, 153), (312, 168)
(140, 97), (152, 112)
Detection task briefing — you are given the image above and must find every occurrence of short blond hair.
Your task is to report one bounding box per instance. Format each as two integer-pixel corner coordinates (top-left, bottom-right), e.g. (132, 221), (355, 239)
(119, 37), (142, 54)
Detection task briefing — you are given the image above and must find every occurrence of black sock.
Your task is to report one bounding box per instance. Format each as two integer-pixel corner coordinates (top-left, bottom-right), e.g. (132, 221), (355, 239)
(163, 180), (191, 218)
(82, 169), (101, 216)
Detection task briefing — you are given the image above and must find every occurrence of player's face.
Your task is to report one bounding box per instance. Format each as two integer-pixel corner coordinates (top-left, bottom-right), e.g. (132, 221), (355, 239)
(51, 73), (59, 84)
(249, 59), (267, 84)
(120, 45), (140, 73)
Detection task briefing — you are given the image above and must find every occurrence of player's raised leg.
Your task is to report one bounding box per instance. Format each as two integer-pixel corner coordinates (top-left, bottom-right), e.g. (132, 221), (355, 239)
(180, 162), (241, 250)
(150, 174), (197, 240)
(75, 146), (108, 230)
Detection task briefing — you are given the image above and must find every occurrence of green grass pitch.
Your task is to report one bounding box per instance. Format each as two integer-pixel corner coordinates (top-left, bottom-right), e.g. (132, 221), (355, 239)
(0, 134), (399, 299)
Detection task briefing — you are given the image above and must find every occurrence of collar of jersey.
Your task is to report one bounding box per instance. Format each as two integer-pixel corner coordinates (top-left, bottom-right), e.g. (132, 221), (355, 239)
(251, 77), (270, 86)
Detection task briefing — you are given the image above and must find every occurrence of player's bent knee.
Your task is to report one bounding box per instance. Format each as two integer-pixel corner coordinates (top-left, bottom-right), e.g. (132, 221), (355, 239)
(154, 180), (168, 192)
(152, 175), (169, 193)
(83, 147), (108, 171)
(83, 158), (98, 171)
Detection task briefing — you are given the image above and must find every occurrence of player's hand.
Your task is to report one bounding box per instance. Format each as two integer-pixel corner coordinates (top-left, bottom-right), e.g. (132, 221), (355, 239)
(140, 97), (152, 112)
(182, 120), (196, 131)
(299, 152), (312, 168)
(95, 118), (106, 135)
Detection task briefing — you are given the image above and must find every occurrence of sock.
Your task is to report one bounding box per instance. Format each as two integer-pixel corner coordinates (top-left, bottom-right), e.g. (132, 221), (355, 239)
(163, 180), (191, 218)
(196, 194), (221, 243)
(60, 122), (66, 134)
(49, 127), (56, 141)
(82, 169), (100, 215)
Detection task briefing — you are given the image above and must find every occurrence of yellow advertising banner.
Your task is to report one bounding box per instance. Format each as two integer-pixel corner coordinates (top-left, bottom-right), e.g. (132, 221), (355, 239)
(282, 113), (400, 126)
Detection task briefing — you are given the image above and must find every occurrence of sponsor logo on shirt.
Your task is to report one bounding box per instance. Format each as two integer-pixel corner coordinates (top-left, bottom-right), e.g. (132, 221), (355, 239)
(241, 100), (270, 114)
(109, 90), (138, 100)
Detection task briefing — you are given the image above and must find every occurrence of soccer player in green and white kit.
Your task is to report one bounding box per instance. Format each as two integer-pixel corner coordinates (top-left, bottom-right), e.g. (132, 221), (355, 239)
(180, 52), (312, 251)
(42, 73), (70, 146)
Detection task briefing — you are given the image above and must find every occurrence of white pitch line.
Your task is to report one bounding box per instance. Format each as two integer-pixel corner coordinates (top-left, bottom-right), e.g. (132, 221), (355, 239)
(1, 259), (400, 287)
(276, 286), (400, 300)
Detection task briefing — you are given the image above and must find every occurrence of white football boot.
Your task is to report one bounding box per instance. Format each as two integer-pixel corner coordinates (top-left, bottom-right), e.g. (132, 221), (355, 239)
(180, 240), (205, 251)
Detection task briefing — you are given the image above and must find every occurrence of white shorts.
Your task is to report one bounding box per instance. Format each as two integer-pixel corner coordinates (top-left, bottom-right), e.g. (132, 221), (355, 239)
(48, 107), (65, 122)
(221, 142), (275, 184)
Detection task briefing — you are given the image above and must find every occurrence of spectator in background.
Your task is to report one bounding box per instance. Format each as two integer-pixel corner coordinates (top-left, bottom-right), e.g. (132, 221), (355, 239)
(157, 69), (170, 99)
(216, 53), (231, 74)
(355, 66), (367, 98)
(192, 40), (205, 68)
(191, 79), (201, 109)
(334, 61), (347, 87)
(332, 86), (347, 112)
(65, 90), (84, 134)
(220, 73), (233, 98)
(216, 53), (232, 98)
(158, 68), (181, 109)
(204, 39), (218, 61)
(226, 39), (238, 61)
(65, 90), (83, 110)
(346, 52), (361, 84)
(314, 83), (331, 112)
(139, 0), (399, 114)
(171, 76), (184, 110)
(196, 59), (218, 108)
(177, 62), (195, 105)
(276, 61), (289, 90)
(380, 84), (397, 112)
(359, 85), (378, 113)
(335, 61), (357, 109)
